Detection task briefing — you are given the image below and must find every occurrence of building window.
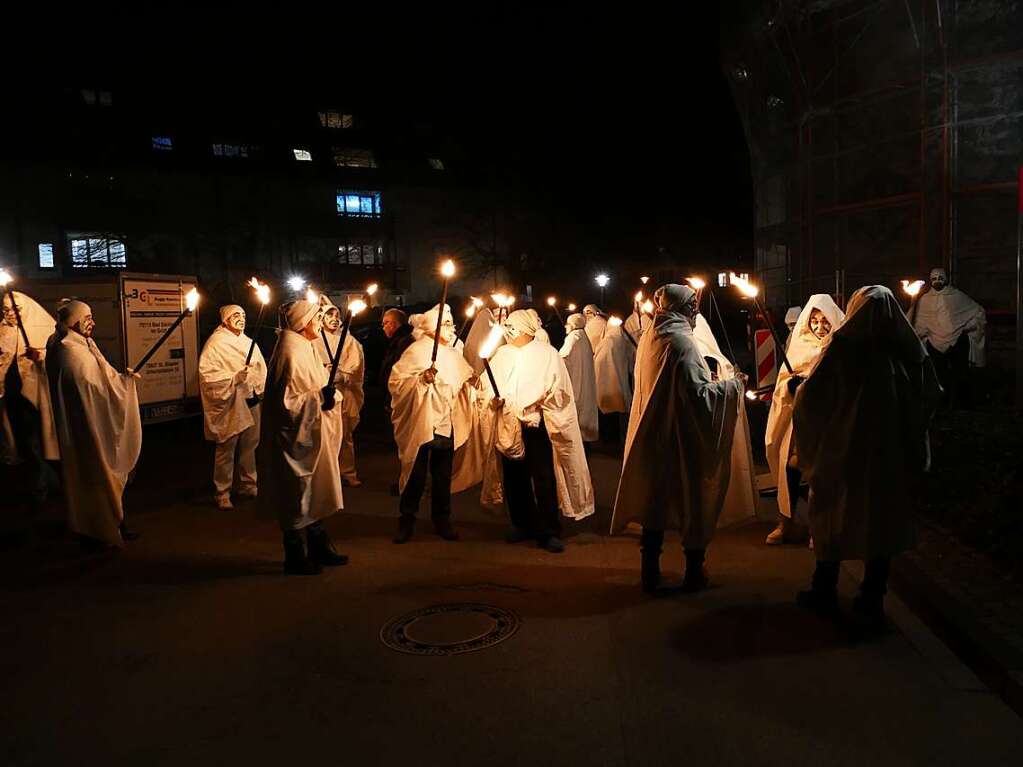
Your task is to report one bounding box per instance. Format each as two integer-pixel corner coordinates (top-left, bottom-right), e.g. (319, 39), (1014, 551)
(336, 190), (382, 218)
(333, 148), (376, 168)
(319, 111), (353, 129)
(70, 237), (126, 269)
(718, 272), (728, 287)
(338, 242), (385, 266)
(212, 143), (251, 158)
(37, 243), (55, 269)
(152, 136), (173, 151)
(81, 89), (113, 107)
(293, 149), (313, 162)
(428, 158), (445, 171)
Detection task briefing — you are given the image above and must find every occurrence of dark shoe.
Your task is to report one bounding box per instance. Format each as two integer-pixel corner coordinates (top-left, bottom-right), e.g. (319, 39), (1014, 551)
(640, 531), (663, 594)
(306, 525), (349, 567)
(681, 549), (708, 593)
(797, 588), (839, 615)
(393, 516), (415, 544)
(119, 523), (141, 542)
(433, 517), (460, 541)
(852, 594), (888, 631)
(538, 536), (565, 554)
(283, 533), (322, 576)
(504, 526), (531, 544)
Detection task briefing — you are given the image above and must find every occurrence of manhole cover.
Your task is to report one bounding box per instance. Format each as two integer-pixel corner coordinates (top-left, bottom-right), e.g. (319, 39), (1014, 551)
(380, 603), (520, 656)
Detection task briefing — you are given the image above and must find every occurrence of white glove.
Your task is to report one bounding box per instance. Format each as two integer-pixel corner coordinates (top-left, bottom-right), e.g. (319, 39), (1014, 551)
(233, 366), (250, 386)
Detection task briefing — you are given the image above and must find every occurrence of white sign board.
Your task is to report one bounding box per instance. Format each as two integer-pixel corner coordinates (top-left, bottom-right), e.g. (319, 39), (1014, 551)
(121, 276), (199, 413)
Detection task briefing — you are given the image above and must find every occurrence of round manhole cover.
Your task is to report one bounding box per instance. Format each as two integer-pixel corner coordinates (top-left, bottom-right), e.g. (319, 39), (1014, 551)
(380, 603), (520, 656)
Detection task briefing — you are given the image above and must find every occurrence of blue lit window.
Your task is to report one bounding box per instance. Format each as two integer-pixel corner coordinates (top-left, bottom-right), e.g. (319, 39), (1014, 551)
(152, 136), (173, 151)
(38, 243), (55, 269)
(336, 190), (381, 218)
(70, 237), (127, 269)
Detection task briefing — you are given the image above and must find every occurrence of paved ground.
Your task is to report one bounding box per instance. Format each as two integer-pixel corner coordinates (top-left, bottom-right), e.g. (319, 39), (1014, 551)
(2, 414), (1022, 766)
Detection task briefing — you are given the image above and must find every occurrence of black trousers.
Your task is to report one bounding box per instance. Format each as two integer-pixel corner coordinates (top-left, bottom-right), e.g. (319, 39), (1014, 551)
(399, 436), (454, 519)
(813, 557), (891, 599)
(927, 334), (971, 409)
(501, 418), (561, 540)
(3, 366), (58, 505)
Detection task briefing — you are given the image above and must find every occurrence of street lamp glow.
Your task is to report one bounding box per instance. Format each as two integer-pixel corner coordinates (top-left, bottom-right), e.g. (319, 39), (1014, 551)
(287, 275), (306, 292)
(595, 274), (610, 288)
(640, 276), (649, 285)
(547, 296), (557, 307)
(567, 303), (577, 312)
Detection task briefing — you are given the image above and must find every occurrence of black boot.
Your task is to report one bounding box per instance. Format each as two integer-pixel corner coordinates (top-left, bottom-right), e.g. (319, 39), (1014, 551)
(432, 517), (460, 541)
(393, 516), (415, 544)
(283, 531), (322, 576)
(306, 523), (349, 567)
(797, 560), (840, 614)
(853, 558), (890, 628)
(682, 548), (708, 593)
(640, 529), (664, 594)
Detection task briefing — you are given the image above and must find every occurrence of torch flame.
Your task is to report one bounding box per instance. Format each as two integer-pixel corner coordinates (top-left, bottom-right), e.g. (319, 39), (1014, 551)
(730, 272), (759, 298)
(365, 283), (379, 296)
(0, 268), (11, 288)
(686, 276), (706, 291)
(640, 276), (649, 284)
(642, 300), (654, 314)
(567, 303), (577, 312)
(479, 323), (504, 360)
(901, 279), (925, 297)
(471, 296), (484, 308)
(745, 389), (758, 401)
(305, 288), (319, 304)
(608, 316), (623, 327)
(466, 303), (477, 319)
(248, 276), (271, 305)
(490, 292), (506, 307)
(348, 299), (368, 317)
(440, 259), (456, 279)
(547, 296), (557, 307)
(185, 288), (200, 312)
(634, 291), (644, 303)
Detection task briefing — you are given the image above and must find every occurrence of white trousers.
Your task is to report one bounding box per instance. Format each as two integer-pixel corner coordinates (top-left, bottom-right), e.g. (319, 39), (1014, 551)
(340, 412), (358, 481)
(213, 405), (261, 496)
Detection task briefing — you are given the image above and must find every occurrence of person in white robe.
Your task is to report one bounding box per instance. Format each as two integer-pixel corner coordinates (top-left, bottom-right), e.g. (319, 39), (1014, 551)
(582, 304), (608, 353)
(316, 296), (366, 486)
(462, 306), (503, 376)
(478, 309), (594, 553)
(784, 306), (802, 335)
(763, 295), (844, 544)
(198, 304), (267, 510)
(558, 313), (598, 443)
(912, 266), (985, 408)
(611, 284), (746, 593)
(691, 314), (758, 530)
(1, 290), (60, 503)
(45, 301), (142, 548)
(794, 286), (941, 620)
(388, 304), (481, 544)
(594, 318), (634, 445)
(256, 299), (347, 575)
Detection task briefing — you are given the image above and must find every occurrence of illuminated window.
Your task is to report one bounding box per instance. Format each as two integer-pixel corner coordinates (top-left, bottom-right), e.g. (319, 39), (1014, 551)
(336, 190), (382, 218)
(212, 143), (251, 158)
(70, 237), (126, 269)
(152, 136), (173, 151)
(293, 149), (313, 162)
(319, 111), (353, 129)
(338, 242), (386, 266)
(38, 243), (55, 269)
(428, 158), (445, 170)
(739, 272), (750, 282)
(718, 272), (728, 287)
(81, 89), (112, 106)
(333, 148), (376, 168)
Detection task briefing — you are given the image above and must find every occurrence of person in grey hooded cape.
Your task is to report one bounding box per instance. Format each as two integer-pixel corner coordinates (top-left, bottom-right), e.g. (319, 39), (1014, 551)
(794, 285), (941, 620)
(611, 284), (745, 593)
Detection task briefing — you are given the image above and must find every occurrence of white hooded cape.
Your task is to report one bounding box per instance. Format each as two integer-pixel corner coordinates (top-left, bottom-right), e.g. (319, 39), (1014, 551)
(584, 314), (608, 354)
(594, 323), (634, 414)
(559, 329), (599, 442)
(611, 315), (743, 544)
(462, 307), (504, 375)
(478, 336), (595, 520)
(764, 295), (845, 519)
(316, 328), (366, 424)
(388, 336), (483, 493)
(795, 286), (941, 560)
(692, 314), (759, 528)
(913, 285), (986, 365)
(46, 329), (142, 545)
(198, 326), (267, 443)
(1, 291), (59, 461)
(256, 329), (343, 530)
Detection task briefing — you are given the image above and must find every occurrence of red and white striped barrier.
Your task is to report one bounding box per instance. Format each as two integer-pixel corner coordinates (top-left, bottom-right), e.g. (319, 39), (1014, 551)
(755, 329), (777, 388)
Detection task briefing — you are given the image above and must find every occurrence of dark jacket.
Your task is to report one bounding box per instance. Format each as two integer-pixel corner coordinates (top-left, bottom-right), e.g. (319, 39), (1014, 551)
(379, 324), (414, 390)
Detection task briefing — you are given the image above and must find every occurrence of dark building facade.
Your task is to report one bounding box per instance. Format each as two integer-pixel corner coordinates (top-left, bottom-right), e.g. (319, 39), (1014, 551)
(721, 0), (1022, 370)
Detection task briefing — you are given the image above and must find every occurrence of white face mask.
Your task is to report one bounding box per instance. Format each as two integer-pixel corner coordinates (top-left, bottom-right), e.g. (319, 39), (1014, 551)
(1, 302), (19, 327)
(225, 312), (246, 332)
(75, 316), (96, 338)
(930, 270), (947, 291)
(808, 309), (832, 339)
(323, 310), (341, 333)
